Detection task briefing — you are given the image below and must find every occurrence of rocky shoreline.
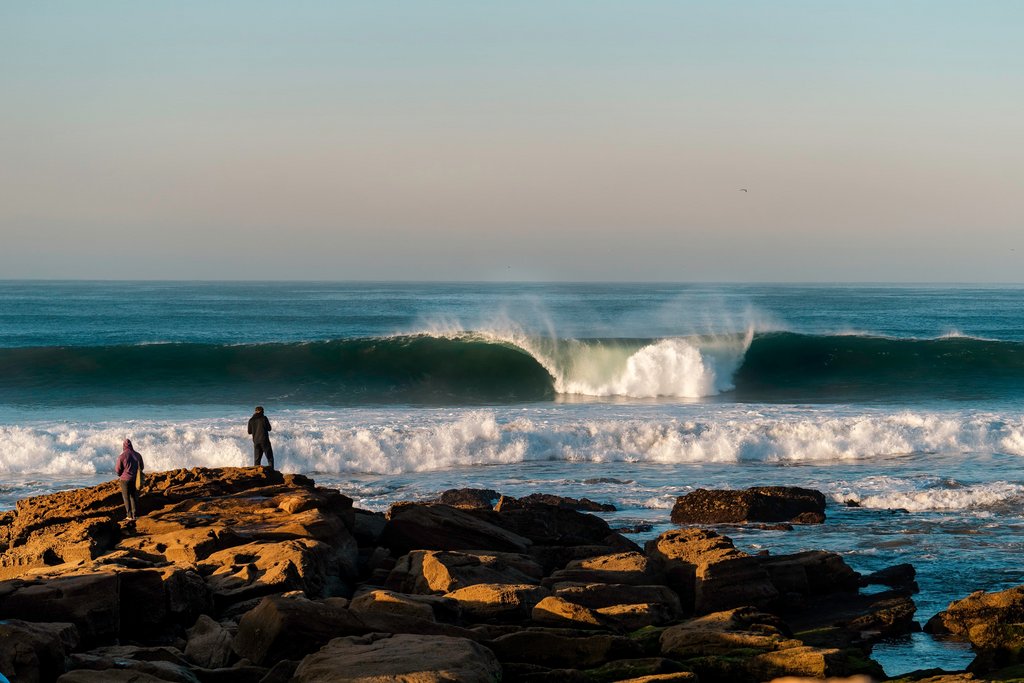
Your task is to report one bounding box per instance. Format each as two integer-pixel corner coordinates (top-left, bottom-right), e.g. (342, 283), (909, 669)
(0, 468), (1020, 682)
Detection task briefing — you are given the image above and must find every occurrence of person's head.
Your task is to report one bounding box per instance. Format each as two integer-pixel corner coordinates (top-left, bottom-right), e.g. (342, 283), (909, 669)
(254, 406), (264, 414)
(123, 438), (133, 450)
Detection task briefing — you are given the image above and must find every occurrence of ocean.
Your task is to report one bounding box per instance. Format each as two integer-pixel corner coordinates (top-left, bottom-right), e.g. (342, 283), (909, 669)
(3, 280), (1024, 674)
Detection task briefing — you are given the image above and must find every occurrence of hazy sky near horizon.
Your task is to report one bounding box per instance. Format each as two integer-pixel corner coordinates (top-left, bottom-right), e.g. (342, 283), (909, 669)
(2, 2), (1022, 281)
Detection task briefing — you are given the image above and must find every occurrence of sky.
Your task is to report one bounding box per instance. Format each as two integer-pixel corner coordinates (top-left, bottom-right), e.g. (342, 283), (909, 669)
(1, 1), (1022, 282)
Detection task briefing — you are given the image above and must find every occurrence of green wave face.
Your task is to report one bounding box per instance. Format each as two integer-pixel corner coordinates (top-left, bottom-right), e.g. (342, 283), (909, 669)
(2, 332), (1023, 406)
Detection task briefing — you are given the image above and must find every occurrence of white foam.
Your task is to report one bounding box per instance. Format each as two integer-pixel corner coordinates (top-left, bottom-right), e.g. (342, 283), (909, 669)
(831, 476), (1024, 512)
(3, 409), (1024, 477)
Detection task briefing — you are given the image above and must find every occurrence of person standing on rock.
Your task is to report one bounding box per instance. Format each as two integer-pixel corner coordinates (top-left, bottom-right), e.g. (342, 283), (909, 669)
(248, 405), (274, 470)
(115, 438), (145, 521)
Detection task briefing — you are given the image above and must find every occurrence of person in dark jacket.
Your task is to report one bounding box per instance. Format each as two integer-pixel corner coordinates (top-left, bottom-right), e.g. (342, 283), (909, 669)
(248, 406), (274, 469)
(115, 438), (144, 520)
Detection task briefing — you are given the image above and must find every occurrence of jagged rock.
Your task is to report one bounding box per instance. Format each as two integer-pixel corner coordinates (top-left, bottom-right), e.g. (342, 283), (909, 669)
(0, 620), (79, 683)
(184, 614), (235, 669)
(545, 552), (658, 587)
(924, 585), (1024, 673)
(386, 549), (543, 594)
(645, 528), (779, 614)
(670, 487), (826, 525)
(430, 488), (503, 509)
(198, 538), (336, 607)
(487, 628), (641, 668)
(496, 493), (616, 512)
(381, 503), (533, 554)
(291, 633), (502, 683)
(445, 583), (550, 622)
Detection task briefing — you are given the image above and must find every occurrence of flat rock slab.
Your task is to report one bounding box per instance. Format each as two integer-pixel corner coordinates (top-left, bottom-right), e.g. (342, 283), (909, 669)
(670, 487), (826, 525)
(292, 633), (502, 683)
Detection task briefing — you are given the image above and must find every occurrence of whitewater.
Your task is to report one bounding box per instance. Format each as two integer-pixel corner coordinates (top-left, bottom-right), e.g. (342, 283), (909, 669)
(4, 280), (1024, 675)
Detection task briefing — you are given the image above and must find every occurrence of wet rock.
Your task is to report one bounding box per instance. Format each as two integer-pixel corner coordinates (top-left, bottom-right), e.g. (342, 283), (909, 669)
(670, 487), (826, 525)
(925, 585), (1024, 673)
(291, 633), (502, 683)
(430, 488), (503, 509)
(488, 503), (622, 547)
(496, 493), (616, 513)
(381, 503), (533, 555)
(759, 550), (861, 597)
(861, 562), (917, 589)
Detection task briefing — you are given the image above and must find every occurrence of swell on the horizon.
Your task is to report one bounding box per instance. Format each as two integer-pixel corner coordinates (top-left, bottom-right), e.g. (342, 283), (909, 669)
(2, 331), (1024, 405)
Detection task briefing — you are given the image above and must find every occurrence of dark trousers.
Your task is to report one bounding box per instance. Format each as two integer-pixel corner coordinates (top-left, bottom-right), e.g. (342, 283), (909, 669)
(253, 441), (274, 469)
(120, 479), (139, 518)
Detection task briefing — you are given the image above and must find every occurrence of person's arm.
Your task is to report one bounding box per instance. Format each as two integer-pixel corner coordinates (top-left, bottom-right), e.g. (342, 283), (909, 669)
(247, 417), (254, 435)
(265, 417), (272, 432)
(116, 453), (125, 476)
(138, 453), (144, 471)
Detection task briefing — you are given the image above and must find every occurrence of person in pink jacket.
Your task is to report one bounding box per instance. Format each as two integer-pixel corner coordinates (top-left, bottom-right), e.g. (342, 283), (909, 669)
(115, 438), (145, 520)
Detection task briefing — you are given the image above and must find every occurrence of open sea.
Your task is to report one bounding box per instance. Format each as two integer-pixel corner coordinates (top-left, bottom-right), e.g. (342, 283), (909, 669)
(4, 280), (1024, 675)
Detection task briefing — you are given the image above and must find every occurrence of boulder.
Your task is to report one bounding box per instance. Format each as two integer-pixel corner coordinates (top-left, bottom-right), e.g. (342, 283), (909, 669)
(924, 585), (1024, 672)
(430, 488), (503, 509)
(487, 628), (641, 668)
(551, 583), (682, 617)
(349, 588), (457, 623)
(0, 620), (79, 683)
(488, 504), (620, 547)
(496, 493), (616, 513)
(860, 563), (917, 589)
(532, 595), (605, 629)
(0, 573), (120, 645)
(645, 529), (779, 614)
(445, 583), (550, 622)
(184, 614), (235, 669)
(231, 596), (367, 665)
(198, 538), (335, 607)
(659, 608), (872, 681)
(386, 549), (543, 594)
(545, 552), (658, 587)
(291, 633), (502, 683)
(758, 551), (861, 597)
(670, 487), (826, 525)
(381, 503), (532, 555)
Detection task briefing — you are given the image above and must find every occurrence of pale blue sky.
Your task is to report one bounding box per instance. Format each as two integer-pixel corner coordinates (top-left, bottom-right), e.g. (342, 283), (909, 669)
(2, 2), (1021, 281)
